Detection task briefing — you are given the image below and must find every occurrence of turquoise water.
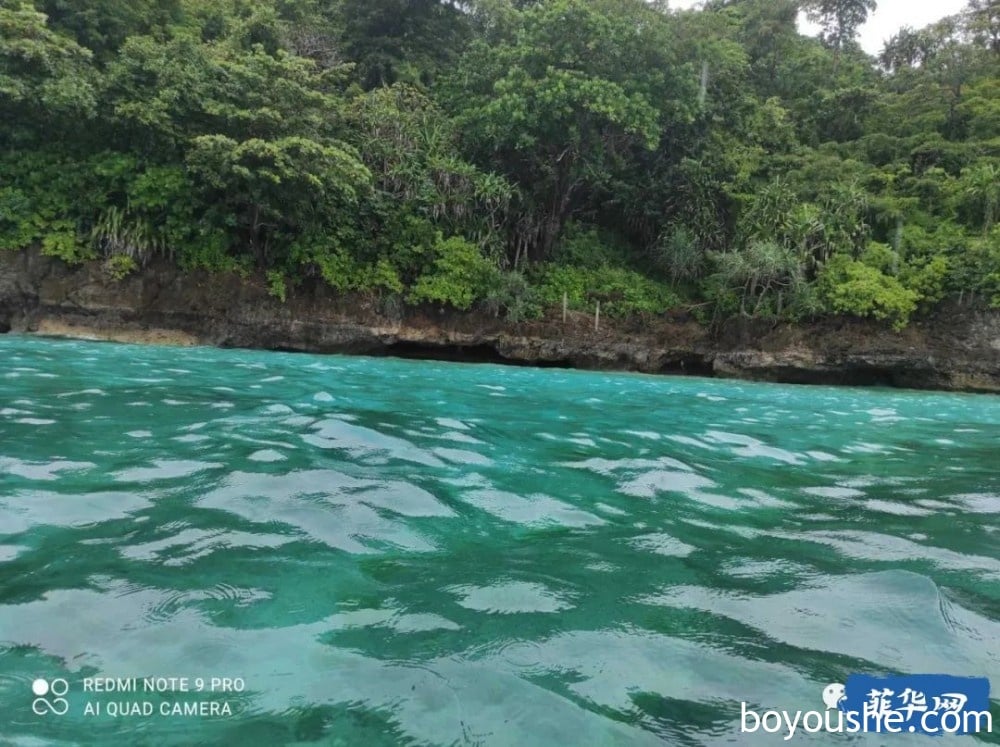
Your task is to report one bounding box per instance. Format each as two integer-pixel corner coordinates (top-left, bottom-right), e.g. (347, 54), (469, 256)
(0, 335), (998, 746)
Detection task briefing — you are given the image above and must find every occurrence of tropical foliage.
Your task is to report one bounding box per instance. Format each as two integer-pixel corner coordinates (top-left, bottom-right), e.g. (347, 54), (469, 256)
(1, 0), (997, 325)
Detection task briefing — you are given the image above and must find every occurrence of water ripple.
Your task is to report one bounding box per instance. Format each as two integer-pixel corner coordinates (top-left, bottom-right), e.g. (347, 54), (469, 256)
(0, 336), (997, 745)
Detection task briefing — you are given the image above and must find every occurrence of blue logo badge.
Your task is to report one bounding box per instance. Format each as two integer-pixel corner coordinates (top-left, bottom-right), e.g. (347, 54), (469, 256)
(838, 674), (991, 735)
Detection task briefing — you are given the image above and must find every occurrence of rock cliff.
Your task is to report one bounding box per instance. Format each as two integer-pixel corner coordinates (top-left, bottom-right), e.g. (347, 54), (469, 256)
(2, 249), (998, 393)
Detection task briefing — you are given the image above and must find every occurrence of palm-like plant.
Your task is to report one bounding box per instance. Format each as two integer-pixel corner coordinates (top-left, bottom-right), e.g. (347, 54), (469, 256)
(91, 205), (165, 265)
(963, 162), (999, 235)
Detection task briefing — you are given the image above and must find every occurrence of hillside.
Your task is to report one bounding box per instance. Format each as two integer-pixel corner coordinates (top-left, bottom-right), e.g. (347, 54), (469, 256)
(1, 0), (998, 357)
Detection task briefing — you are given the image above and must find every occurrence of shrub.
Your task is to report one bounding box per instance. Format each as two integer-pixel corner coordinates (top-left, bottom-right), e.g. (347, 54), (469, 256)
(551, 223), (632, 269)
(266, 269), (287, 302)
(104, 254), (137, 281)
(900, 255), (949, 307)
(533, 264), (679, 318)
(312, 248), (405, 295)
(818, 254), (919, 330)
(364, 258), (405, 295)
(409, 235), (495, 310)
(947, 229), (1000, 306)
(704, 241), (805, 318)
(654, 225), (704, 285)
(177, 230), (249, 275)
(40, 222), (93, 264)
(481, 270), (542, 322)
(0, 187), (36, 250)
(860, 241), (899, 274)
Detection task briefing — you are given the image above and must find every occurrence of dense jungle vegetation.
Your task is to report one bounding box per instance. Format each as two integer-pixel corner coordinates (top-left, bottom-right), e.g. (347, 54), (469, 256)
(1, 0), (998, 328)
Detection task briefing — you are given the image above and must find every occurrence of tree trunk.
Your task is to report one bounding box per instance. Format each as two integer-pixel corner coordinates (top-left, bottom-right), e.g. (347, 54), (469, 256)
(532, 150), (577, 262)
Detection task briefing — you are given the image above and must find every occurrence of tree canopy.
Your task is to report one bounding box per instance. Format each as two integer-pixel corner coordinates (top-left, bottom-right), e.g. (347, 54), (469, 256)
(1, 0), (998, 326)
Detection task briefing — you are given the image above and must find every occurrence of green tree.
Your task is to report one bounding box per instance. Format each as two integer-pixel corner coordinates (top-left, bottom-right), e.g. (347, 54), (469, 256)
(349, 84), (513, 260)
(445, 0), (670, 264)
(35, 0), (181, 59)
(335, 0), (470, 88)
(0, 0), (96, 129)
(185, 135), (370, 264)
(803, 0), (877, 55)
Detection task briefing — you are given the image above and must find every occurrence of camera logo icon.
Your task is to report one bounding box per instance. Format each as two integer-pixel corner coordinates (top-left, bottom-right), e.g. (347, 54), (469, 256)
(32, 678), (69, 716)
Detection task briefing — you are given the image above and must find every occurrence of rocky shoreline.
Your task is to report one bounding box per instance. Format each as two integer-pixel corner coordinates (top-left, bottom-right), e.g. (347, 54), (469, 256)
(1, 249), (998, 393)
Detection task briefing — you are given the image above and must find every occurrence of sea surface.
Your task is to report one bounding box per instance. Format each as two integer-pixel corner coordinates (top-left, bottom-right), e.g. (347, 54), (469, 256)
(0, 335), (998, 745)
